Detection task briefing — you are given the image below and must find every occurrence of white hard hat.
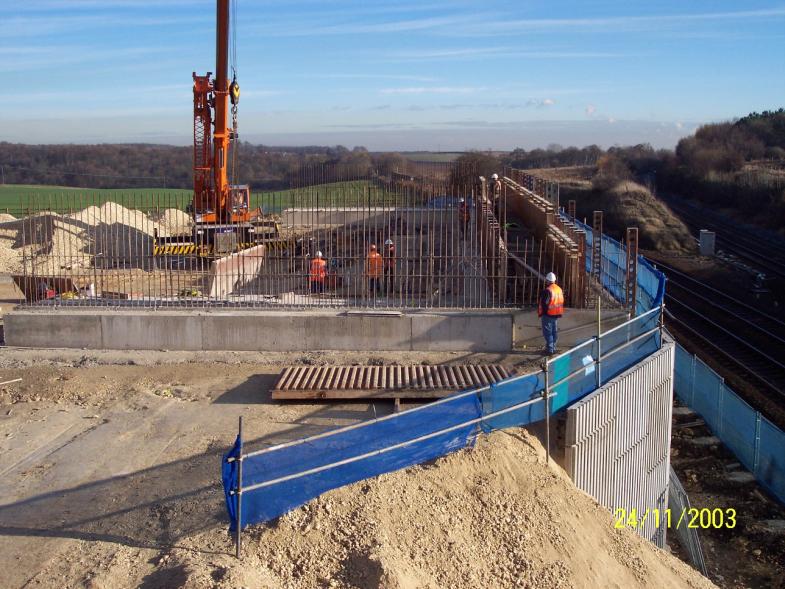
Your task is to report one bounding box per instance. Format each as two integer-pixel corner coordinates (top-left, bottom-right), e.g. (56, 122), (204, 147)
(491, 173), (499, 180)
(459, 197), (465, 203)
(316, 251), (323, 257)
(384, 239), (393, 245)
(545, 272), (556, 283)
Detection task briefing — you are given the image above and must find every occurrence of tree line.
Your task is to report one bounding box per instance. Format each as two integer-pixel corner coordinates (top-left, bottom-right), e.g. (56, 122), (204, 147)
(0, 142), (381, 190)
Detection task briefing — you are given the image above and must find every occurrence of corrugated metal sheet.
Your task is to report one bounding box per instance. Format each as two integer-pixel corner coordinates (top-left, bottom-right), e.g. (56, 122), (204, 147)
(565, 340), (675, 546)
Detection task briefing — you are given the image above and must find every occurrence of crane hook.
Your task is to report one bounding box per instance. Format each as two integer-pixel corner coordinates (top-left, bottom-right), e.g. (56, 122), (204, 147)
(230, 75), (240, 107)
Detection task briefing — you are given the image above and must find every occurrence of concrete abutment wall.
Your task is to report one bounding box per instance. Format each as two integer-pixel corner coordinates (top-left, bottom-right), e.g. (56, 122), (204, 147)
(5, 308), (628, 352)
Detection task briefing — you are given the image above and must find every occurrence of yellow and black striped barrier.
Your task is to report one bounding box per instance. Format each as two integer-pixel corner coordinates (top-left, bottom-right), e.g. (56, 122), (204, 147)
(153, 244), (199, 256)
(152, 239), (291, 257)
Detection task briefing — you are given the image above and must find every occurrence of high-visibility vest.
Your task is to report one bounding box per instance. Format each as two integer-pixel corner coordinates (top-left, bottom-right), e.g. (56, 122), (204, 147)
(539, 283), (564, 317)
(366, 252), (384, 278)
(309, 258), (327, 282)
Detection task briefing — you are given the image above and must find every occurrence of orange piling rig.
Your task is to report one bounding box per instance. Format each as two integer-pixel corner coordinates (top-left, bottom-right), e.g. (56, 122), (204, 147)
(192, 0), (253, 226)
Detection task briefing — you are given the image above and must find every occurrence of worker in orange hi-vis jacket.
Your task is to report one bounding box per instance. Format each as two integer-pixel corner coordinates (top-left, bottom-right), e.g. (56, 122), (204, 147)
(537, 272), (564, 355)
(366, 244), (384, 296)
(309, 251), (327, 295)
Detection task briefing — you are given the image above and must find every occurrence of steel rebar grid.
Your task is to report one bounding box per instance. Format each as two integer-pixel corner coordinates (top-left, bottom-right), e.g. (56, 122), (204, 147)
(10, 163), (604, 311)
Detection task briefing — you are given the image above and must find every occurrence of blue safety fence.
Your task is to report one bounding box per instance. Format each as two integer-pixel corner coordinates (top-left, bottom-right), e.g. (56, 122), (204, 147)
(572, 217), (665, 314)
(222, 306), (663, 531)
(674, 343), (785, 505)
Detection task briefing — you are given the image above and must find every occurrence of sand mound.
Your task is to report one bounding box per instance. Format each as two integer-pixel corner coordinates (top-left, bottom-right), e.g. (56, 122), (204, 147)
(152, 430), (713, 589)
(0, 204), (164, 273)
(155, 208), (193, 236)
(68, 205), (103, 226)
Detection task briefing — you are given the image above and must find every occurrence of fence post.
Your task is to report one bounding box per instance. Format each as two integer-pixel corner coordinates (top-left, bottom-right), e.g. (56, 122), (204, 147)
(596, 297), (602, 388)
(542, 360), (550, 465)
(236, 415), (244, 559)
(753, 413), (762, 475)
(689, 354), (696, 407)
(717, 378), (725, 437)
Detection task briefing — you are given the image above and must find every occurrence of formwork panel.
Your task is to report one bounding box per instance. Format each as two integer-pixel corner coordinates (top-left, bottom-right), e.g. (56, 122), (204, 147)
(565, 339), (675, 546)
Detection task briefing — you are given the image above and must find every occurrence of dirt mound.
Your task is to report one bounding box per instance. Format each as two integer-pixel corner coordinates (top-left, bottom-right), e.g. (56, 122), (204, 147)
(563, 181), (695, 253)
(605, 182), (695, 252)
(155, 430), (712, 589)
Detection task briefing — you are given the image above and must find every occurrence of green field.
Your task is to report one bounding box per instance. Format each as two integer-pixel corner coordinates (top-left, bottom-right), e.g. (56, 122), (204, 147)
(400, 151), (464, 163)
(0, 185), (192, 213)
(0, 181), (409, 216)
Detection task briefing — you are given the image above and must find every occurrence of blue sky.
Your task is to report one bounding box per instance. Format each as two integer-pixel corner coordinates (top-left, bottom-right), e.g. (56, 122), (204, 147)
(1, 0), (784, 150)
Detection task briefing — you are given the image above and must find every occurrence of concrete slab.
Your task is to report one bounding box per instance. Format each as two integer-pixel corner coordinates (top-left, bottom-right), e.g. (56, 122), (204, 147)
(686, 436), (721, 447)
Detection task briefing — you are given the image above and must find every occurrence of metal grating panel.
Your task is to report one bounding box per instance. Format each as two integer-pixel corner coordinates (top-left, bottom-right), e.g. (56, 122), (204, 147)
(565, 340), (675, 547)
(272, 364), (511, 400)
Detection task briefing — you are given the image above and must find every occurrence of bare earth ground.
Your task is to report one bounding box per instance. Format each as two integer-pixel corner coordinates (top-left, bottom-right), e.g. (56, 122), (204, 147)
(0, 348), (714, 589)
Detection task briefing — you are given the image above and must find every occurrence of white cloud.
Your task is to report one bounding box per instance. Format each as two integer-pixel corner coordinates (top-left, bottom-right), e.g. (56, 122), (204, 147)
(451, 7), (785, 36)
(299, 73), (438, 82)
(379, 86), (484, 95)
(585, 104), (597, 116)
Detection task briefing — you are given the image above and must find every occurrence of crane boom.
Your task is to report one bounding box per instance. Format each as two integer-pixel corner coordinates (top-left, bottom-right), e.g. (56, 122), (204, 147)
(192, 0), (250, 225)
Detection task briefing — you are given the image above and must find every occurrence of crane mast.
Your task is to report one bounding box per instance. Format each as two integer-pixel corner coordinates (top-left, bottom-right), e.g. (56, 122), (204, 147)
(192, 0), (249, 224)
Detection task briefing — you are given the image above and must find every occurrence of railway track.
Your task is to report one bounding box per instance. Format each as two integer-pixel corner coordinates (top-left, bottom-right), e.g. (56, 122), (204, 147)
(655, 260), (785, 424)
(665, 198), (785, 280)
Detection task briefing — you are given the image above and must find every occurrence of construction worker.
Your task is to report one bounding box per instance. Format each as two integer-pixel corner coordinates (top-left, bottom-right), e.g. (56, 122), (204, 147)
(491, 172), (503, 219)
(538, 272), (564, 355)
(383, 238), (396, 294)
(458, 197), (471, 238)
(491, 173), (502, 200)
(366, 244), (384, 296)
(309, 251), (327, 294)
